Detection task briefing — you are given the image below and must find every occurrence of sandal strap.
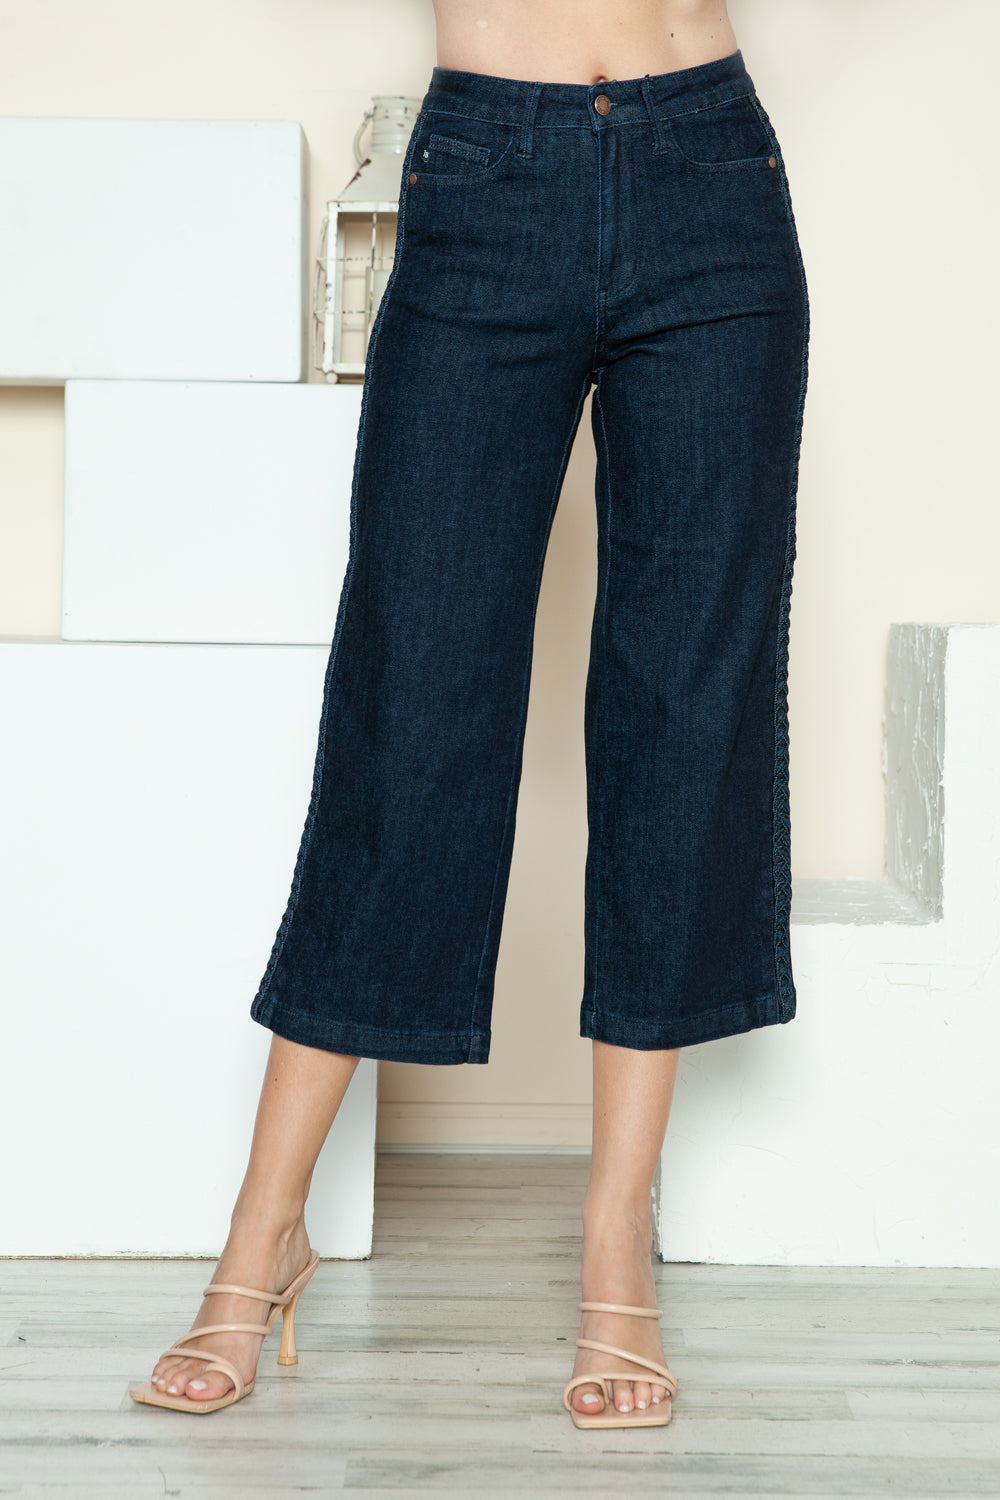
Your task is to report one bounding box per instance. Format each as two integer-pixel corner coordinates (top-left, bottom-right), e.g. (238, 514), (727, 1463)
(202, 1281), (289, 1304)
(562, 1371), (615, 1408)
(574, 1337), (678, 1393)
(168, 1322), (272, 1343)
(578, 1301), (662, 1318)
(159, 1343), (246, 1401)
(201, 1249), (321, 1306)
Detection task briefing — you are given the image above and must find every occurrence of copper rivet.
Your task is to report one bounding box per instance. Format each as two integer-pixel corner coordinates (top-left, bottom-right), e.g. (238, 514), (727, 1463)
(768, 156), (777, 168)
(594, 94), (611, 116)
(409, 172), (417, 184)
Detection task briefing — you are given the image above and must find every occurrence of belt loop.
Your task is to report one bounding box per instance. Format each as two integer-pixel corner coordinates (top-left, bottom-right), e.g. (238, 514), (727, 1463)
(517, 82), (542, 159)
(640, 74), (668, 155)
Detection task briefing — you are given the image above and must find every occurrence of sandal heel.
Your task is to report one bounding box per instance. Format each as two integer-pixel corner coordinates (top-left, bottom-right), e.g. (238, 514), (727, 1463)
(277, 1287), (303, 1366)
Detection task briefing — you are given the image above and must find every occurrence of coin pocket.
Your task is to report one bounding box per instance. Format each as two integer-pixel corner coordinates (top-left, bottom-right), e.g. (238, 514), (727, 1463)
(413, 115), (516, 180)
(668, 92), (776, 168)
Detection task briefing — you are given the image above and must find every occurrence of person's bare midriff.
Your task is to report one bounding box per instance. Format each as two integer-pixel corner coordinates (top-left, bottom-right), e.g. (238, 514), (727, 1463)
(431, 0), (739, 85)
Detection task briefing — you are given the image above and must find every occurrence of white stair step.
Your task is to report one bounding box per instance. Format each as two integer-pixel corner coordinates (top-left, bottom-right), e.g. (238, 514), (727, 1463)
(62, 379), (363, 644)
(0, 117), (307, 383)
(0, 639), (374, 1257)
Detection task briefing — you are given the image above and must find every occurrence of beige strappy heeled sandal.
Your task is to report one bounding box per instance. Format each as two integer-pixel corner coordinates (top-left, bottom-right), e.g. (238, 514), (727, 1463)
(562, 1300), (678, 1429)
(129, 1247), (321, 1414)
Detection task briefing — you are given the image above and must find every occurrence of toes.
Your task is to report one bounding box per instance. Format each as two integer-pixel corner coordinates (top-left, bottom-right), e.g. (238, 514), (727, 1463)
(159, 1357), (197, 1396)
(150, 1355), (179, 1389)
(651, 1381), (667, 1405)
(572, 1381), (606, 1414)
(632, 1379), (652, 1410)
(152, 1358), (232, 1401)
(611, 1379), (634, 1414)
(181, 1367), (234, 1401)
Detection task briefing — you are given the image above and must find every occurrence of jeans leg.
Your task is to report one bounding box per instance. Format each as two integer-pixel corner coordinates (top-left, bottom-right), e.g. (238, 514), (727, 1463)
(581, 297), (808, 1049)
(251, 256), (592, 1064)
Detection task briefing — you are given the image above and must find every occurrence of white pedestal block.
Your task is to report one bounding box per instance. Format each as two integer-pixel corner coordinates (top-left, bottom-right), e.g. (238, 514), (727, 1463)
(0, 118), (307, 383)
(656, 624), (1000, 1268)
(0, 640), (375, 1257)
(62, 380), (362, 645)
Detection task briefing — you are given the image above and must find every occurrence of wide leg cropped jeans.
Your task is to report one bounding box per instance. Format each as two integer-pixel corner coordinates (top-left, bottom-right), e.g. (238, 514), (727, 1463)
(250, 48), (811, 1064)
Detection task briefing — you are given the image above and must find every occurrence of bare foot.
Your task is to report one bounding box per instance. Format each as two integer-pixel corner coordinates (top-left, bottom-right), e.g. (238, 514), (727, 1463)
(148, 1214), (313, 1403)
(568, 1206), (671, 1417)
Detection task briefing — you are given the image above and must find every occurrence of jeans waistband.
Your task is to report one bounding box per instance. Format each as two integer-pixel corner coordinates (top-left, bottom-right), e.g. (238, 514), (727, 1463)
(423, 47), (755, 133)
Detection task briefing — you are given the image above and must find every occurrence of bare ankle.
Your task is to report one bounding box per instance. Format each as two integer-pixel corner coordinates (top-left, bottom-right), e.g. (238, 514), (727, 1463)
(581, 1192), (653, 1242)
(228, 1196), (307, 1245)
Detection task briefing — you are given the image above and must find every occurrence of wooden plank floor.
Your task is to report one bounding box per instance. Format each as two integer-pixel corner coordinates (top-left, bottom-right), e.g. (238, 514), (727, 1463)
(2, 1153), (999, 1497)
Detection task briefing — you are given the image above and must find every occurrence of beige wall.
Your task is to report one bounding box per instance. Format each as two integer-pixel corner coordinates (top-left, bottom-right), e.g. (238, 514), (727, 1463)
(2, 1), (998, 1146)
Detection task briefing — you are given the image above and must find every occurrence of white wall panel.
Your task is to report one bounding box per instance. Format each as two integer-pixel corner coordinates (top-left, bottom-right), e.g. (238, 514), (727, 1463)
(62, 380), (363, 644)
(0, 639), (375, 1257)
(656, 624), (1000, 1268)
(0, 118), (307, 383)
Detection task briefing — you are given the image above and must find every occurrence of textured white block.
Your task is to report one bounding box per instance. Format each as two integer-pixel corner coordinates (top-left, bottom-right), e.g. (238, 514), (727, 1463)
(656, 624), (1000, 1268)
(62, 380), (362, 645)
(0, 640), (375, 1257)
(0, 118), (307, 383)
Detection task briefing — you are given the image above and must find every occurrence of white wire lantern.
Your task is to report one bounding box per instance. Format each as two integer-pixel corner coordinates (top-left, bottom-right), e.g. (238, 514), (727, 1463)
(315, 95), (421, 382)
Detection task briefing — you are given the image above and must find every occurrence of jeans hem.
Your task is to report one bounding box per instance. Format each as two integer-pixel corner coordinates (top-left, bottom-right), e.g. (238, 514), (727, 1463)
(250, 994), (491, 1065)
(580, 987), (796, 1051)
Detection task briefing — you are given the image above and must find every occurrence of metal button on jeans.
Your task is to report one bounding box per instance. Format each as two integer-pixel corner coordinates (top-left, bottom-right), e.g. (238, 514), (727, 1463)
(593, 94), (611, 115)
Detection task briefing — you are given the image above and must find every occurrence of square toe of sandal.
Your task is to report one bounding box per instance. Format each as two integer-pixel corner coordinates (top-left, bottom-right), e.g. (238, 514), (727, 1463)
(128, 1378), (251, 1413)
(570, 1398), (673, 1429)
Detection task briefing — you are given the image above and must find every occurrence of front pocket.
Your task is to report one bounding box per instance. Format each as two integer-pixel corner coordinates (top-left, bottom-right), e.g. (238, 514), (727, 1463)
(667, 92), (776, 168)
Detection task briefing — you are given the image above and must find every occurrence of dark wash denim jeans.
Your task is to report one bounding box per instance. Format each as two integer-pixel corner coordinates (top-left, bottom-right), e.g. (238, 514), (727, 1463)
(251, 48), (810, 1065)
